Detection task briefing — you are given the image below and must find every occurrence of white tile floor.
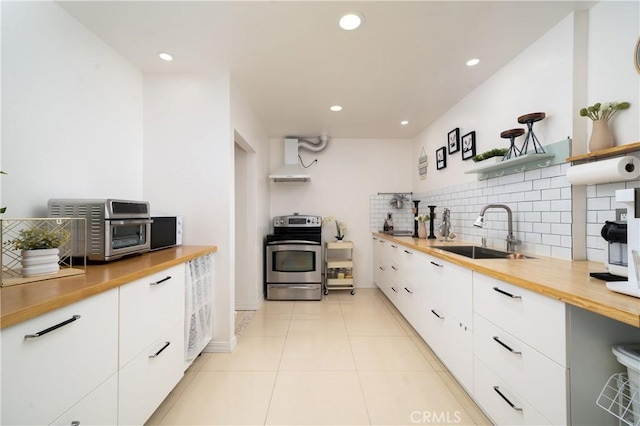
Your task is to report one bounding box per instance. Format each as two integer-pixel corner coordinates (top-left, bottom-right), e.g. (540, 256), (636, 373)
(146, 288), (492, 426)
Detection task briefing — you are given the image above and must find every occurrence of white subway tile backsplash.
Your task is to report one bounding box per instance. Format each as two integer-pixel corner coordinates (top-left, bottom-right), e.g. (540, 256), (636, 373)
(533, 179), (551, 190)
(596, 182), (626, 197)
(533, 222), (551, 234)
(550, 199), (572, 211)
(587, 197), (611, 211)
(542, 188), (561, 200)
(541, 212), (561, 223)
(551, 223), (572, 236)
(533, 201), (551, 211)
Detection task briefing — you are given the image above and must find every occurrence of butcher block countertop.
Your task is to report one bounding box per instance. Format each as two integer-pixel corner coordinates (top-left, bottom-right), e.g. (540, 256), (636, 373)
(0, 245), (217, 329)
(374, 233), (640, 328)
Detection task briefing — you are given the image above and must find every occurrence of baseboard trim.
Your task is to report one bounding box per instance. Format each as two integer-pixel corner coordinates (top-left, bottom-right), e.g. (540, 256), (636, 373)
(204, 335), (238, 353)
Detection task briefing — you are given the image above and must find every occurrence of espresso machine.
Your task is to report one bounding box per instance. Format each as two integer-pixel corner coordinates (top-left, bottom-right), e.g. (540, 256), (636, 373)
(601, 220), (628, 278)
(606, 188), (640, 298)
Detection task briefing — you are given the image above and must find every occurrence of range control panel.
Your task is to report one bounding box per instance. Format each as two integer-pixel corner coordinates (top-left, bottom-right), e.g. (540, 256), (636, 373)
(273, 214), (322, 227)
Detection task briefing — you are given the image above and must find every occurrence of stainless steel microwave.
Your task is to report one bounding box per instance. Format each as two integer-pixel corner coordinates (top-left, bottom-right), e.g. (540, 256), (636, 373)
(48, 199), (152, 261)
(150, 215), (182, 251)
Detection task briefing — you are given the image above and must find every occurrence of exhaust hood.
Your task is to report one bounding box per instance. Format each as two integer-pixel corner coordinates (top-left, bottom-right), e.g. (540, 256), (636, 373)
(269, 136), (328, 182)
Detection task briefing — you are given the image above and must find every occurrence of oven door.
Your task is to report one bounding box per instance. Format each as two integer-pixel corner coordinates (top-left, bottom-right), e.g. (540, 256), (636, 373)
(104, 219), (152, 260)
(266, 241), (321, 284)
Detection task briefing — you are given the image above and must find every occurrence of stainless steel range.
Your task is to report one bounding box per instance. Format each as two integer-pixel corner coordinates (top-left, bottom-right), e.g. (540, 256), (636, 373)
(265, 214), (322, 301)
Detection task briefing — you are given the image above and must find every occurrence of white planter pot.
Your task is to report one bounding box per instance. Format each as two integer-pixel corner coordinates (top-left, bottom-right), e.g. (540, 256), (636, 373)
(21, 248), (60, 277)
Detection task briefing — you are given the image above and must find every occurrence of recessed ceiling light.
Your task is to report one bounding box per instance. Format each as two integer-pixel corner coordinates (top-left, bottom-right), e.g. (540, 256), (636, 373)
(330, 105), (343, 112)
(339, 12), (364, 31)
(466, 58), (480, 67)
(400, 120), (409, 126)
(158, 52), (173, 62)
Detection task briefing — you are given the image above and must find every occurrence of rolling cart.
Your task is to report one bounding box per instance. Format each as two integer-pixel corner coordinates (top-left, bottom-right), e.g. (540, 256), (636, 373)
(324, 241), (355, 295)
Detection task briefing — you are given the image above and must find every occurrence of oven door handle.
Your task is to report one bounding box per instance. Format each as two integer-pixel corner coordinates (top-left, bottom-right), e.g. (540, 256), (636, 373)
(267, 240), (320, 245)
(109, 219), (153, 226)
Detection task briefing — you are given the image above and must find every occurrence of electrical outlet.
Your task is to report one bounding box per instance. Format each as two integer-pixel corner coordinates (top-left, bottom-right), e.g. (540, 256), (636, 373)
(616, 208), (627, 221)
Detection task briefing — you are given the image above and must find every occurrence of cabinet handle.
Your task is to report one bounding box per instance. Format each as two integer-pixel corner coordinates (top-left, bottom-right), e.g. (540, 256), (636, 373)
(150, 276), (172, 286)
(430, 261), (443, 267)
(391, 286), (398, 293)
(149, 341), (171, 358)
(379, 266), (385, 271)
(404, 250), (412, 254)
(71, 421), (80, 426)
(492, 287), (522, 299)
(404, 287), (413, 294)
(493, 386), (523, 412)
(391, 265), (398, 271)
(430, 309), (444, 319)
(492, 336), (522, 355)
(24, 315), (81, 339)
(390, 244), (398, 248)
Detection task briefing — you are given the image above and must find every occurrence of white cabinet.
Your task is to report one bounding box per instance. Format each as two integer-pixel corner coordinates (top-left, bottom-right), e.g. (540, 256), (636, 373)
(1, 288), (118, 426)
(118, 264), (186, 425)
(473, 273), (567, 425)
(118, 322), (185, 425)
(50, 374), (118, 426)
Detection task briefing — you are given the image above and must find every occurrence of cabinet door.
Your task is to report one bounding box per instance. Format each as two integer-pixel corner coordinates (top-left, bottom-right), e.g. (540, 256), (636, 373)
(2, 289), (118, 426)
(425, 256), (472, 326)
(473, 314), (567, 425)
(119, 264), (186, 366)
(474, 357), (551, 426)
(119, 321), (185, 426)
(443, 316), (473, 393)
(50, 374), (118, 426)
(473, 273), (566, 366)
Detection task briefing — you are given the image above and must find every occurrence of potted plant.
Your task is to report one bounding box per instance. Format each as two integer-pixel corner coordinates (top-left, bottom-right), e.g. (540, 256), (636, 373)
(7, 226), (71, 277)
(579, 101), (631, 151)
(322, 216), (347, 241)
(472, 148), (508, 163)
(415, 215), (430, 239)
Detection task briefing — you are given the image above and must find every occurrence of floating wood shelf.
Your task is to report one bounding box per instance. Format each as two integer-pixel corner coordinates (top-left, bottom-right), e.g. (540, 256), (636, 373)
(566, 141), (640, 163)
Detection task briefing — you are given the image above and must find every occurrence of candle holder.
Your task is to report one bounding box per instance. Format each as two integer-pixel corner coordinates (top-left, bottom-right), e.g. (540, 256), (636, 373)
(427, 205), (437, 239)
(412, 200), (421, 238)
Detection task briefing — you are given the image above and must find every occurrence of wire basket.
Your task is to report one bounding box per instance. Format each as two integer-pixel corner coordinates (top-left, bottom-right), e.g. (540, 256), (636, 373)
(597, 373), (640, 426)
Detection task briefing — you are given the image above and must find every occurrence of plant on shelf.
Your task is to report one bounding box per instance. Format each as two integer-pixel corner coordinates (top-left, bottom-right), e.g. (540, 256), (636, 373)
(415, 215), (430, 222)
(322, 216), (347, 241)
(579, 101), (630, 121)
(415, 214), (430, 239)
(6, 226), (71, 278)
(472, 148), (508, 162)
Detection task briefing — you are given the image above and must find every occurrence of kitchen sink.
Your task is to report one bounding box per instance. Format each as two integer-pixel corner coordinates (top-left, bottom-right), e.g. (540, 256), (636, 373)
(433, 245), (532, 259)
(382, 230), (414, 236)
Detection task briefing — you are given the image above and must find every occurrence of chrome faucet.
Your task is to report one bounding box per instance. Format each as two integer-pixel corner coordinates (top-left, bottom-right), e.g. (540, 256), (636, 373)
(474, 204), (521, 252)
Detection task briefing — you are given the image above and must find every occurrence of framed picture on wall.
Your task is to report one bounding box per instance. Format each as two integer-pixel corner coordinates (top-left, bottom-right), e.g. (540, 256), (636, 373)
(436, 147), (447, 170)
(461, 131), (476, 161)
(448, 128), (460, 154)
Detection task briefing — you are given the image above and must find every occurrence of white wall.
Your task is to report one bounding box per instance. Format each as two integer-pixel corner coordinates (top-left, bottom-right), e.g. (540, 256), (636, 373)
(1, 2), (143, 216)
(231, 82), (271, 310)
(413, 13), (575, 193)
(142, 73), (235, 351)
(270, 137), (413, 288)
(587, 1), (639, 145)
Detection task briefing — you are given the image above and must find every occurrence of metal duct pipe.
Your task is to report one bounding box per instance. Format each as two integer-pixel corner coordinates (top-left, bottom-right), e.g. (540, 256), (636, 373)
(296, 134), (330, 153)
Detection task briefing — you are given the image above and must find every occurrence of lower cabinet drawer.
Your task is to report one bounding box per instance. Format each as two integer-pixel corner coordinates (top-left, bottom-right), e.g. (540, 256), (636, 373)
(473, 357), (551, 426)
(118, 321), (185, 426)
(473, 314), (567, 425)
(50, 374), (118, 426)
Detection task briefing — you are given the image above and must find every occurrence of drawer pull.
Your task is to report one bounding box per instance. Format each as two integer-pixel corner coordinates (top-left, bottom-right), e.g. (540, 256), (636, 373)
(390, 244), (398, 248)
(71, 421), (80, 426)
(492, 287), (521, 299)
(404, 287), (413, 294)
(391, 265), (398, 271)
(150, 276), (172, 286)
(379, 266), (385, 271)
(431, 309), (444, 319)
(430, 261), (443, 267)
(391, 286), (398, 293)
(493, 386), (523, 412)
(149, 341), (171, 358)
(492, 336), (522, 355)
(404, 250), (412, 254)
(24, 315), (81, 339)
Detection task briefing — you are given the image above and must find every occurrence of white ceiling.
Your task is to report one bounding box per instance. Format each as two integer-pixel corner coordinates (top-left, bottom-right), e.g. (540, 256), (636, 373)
(58, 1), (594, 139)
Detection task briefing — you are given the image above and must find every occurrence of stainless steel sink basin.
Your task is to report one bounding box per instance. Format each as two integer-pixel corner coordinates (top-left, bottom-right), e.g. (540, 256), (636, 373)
(434, 245), (532, 259)
(382, 230), (414, 236)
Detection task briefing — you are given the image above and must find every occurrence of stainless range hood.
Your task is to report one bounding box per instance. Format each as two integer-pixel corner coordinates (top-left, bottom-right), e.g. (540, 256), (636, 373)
(269, 136), (328, 182)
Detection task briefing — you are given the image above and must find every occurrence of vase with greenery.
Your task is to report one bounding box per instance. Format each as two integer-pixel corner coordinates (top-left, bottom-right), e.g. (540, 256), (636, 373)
(7, 227), (71, 277)
(472, 148), (508, 163)
(580, 101), (631, 152)
(322, 216), (347, 241)
(415, 215), (430, 239)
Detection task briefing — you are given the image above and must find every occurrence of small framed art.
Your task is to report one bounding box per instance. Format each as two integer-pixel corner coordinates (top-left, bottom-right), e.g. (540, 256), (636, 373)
(461, 131), (476, 161)
(436, 147), (447, 170)
(448, 128), (460, 154)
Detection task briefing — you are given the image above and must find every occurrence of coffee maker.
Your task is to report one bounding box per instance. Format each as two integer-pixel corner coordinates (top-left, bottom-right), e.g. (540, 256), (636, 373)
(606, 188), (640, 298)
(601, 220), (628, 277)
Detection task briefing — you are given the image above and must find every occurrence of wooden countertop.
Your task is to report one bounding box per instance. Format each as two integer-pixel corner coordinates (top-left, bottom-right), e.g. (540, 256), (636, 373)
(0, 246), (217, 329)
(373, 233), (640, 328)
